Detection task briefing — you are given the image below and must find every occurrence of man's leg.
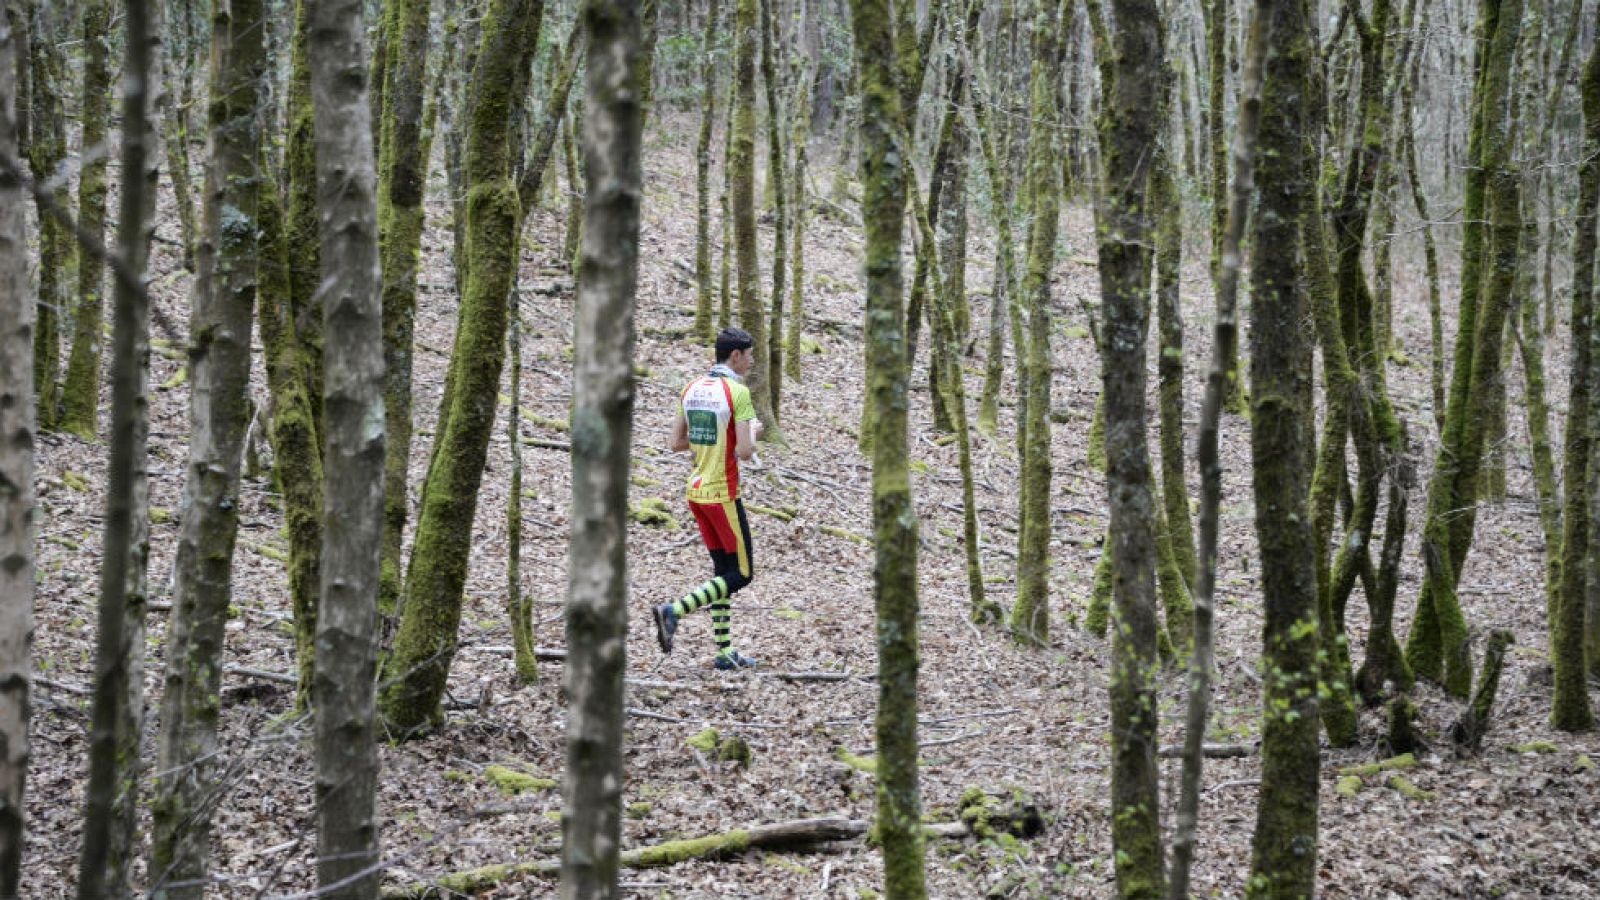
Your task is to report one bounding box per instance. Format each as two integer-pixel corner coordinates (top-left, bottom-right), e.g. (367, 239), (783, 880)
(710, 500), (756, 667)
(655, 501), (736, 653)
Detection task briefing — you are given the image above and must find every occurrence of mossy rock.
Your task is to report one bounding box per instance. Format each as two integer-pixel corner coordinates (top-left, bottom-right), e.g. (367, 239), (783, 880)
(626, 801), (653, 819)
(629, 498), (680, 529)
(687, 728), (720, 753)
(717, 734), (752, 768)
(484, 764), (557, 796)
(1386, 775), (1436, 802)
(1335, 775), (1363, 798)
(1574, 754), (1595, 773)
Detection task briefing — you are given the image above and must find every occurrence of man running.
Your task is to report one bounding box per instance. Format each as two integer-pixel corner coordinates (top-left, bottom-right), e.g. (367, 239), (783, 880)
(653, 327), (763, 669)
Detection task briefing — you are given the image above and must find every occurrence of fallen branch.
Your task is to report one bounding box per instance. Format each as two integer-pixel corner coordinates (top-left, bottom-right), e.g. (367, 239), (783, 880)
(223, 665), (297, 685)
(1158, 743), (1254, 759)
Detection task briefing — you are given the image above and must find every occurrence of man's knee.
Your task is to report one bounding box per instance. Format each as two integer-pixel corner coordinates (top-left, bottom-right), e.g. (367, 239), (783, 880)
(722, 568), (753, 595)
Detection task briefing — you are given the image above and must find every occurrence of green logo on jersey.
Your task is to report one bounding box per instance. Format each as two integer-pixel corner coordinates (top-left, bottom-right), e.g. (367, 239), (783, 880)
(686, 409), (720, 445)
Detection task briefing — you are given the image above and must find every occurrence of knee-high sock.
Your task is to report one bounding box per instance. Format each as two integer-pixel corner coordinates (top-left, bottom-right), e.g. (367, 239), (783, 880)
(710, 595), (732, 653)
(672, 576), (728, 617)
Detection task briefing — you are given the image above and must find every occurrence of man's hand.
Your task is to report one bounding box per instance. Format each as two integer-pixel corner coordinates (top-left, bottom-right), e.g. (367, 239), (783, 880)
(751, 420), (764, 441)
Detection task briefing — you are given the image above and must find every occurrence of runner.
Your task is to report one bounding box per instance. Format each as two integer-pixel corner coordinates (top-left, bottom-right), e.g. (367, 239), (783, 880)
(653, 327), (763, 669)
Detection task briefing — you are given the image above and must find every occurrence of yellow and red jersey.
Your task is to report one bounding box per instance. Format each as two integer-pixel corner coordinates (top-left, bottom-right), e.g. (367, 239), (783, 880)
(680, 370), (756, 504)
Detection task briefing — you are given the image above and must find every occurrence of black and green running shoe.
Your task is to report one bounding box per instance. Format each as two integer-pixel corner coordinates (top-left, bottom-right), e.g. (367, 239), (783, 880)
(652, 604), (679, 653)
(713, 649), (759, 670)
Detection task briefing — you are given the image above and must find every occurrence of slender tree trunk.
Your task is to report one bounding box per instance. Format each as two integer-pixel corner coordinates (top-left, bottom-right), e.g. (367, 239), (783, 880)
(1406, 0), (1524, 697)
(1168, 8), (1265, 897)
(1010, 0), (1068, 647)
(306, 0), (387, 889)
(694, 0), (723, 343)
(1205, 0), (1242, 413)
(150, 0), (266, 889)
(760, 0), (789, 421)
(287, 0), (325, 446)
(1096, 0), (1167, 893)
(785, 59), (812, 382)
(1246, 0), (1322, 894)
(844, 3), (924, 895)
(76, 0), (158, 891)
(1399, 44), (1443, 435)
(26, 3), (67, 428)
(376, 0), (435, 624)
(58, 0), (115, 439)
(731, 0), (778, 435)
(560, 4), (642, 897)
(379, 0), (544, 736)
(1555, 4), (1600, 732)
(0, 13), (35, 892)
(158, 0), (197, 271)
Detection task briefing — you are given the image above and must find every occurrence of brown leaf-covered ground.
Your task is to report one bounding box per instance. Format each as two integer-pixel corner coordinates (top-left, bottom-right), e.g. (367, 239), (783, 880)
(24, 115), (1600, 897)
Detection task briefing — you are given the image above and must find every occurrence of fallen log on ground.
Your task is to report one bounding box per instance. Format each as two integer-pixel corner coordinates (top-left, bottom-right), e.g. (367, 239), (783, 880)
(1157, 743), (1254, 759)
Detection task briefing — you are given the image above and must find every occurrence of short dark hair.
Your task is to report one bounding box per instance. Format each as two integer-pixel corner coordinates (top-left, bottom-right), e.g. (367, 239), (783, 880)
(715, 327), (754, 362)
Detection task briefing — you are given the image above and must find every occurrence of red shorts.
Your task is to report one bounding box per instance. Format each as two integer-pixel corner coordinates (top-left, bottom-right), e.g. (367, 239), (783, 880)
(689, 499), (751, 578)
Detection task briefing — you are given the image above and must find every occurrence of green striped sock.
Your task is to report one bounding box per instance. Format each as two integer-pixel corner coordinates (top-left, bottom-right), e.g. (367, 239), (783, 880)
(711, 595), (731, 653)
(672, 577), (729, 617)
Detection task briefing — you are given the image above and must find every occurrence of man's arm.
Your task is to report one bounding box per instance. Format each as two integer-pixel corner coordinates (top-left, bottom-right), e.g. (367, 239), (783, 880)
(734, 419), (762, 460)
(669, 414), (690, 452)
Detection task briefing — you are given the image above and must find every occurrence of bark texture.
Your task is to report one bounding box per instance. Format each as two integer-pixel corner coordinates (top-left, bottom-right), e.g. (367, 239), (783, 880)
(846, 0), (925, 894)
(150, 0), (266, 889)
(0, 13), (34, 892)
(560, 3), (642, 896)
(307, 0), (387, 891)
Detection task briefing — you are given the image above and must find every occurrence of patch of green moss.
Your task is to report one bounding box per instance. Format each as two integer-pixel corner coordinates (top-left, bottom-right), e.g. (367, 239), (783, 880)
(483, 764), (557, 796)
(717, 734), (752, 768)
(245, 542), (290, 564)
(620, 829), (752, 867)
(631, 474), (662, 489)
(835, 747), (877, 774)
(629, 497), (680, 529)
(444, 769), (473, 784)
(626, 801), (653, 819)
(764, 852), (810, 875)
(1509, 741), (1559, 755)
(1575, 754), (1595, 773)
(1386, 775), (1436, 801)
(1337, 753), (1417, 777)
(747, 503), (796, 521)
(820, 525), (868, 544)
(61, 471), (90, 493)
(160, 365), (189, 390)
(687, 728), (720, 752)
(773, 607), (804, 621)
(149, 506), (173, 525)
(1335, 775), (1363, 798)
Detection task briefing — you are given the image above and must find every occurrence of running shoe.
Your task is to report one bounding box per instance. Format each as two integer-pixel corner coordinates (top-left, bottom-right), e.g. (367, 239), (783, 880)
(713, 649), (759, 670)
(652, 603), (679, 653)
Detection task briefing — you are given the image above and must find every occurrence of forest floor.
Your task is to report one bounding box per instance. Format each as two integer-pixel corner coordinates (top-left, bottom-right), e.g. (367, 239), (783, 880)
(24, 114), (1600, 898)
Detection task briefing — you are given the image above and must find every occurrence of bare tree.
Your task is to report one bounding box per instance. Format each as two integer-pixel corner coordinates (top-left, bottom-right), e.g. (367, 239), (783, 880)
(77, 0), (159, 891)
(561, 2), (642, 897)
(0, 8), (35, 893)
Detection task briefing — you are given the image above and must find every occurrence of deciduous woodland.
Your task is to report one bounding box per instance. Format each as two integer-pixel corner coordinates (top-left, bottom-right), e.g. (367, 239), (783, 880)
(6, 0), (1600, 896)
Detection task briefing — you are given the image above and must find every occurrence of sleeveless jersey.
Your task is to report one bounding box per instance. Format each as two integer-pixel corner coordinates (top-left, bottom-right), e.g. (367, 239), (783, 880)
(681, 373), (756, 503)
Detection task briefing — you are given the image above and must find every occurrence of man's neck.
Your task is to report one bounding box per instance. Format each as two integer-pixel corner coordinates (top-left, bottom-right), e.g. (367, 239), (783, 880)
(709, 363), (741, 381)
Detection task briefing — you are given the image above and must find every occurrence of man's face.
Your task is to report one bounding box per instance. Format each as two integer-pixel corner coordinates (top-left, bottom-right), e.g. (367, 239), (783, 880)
(729, 347), (754, 376)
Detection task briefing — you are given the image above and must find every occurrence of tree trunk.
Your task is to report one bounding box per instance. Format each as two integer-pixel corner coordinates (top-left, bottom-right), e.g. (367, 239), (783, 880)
(845, 2), (925, 895)
(508, 309), (537, 683)
(158, 0), (198, 271)
(760, 0), (789, 421)
(1246, 0), (1321, 894)
(58, 0), (114, 439)
(25, 2), (67, 428)
(1096, 0), (1167, 893)
(1555, 5), (1600, 732)
(694, 0), (723, 343)
(560, 5), (642, 897)
(76, 0), (158, 891)
(732, 0), (779, 434)
(375, 0), (435, 624)
(0, 13), (34, 892)
(1168, 8), (1266, 897)
(286, 0), (326, 447)
(785, 59), (813, 382)
(306, 0), (387, 889)
(150, 0), (267, 889)
(379, 0), (544, 737)
(1406, 0), (1524, 698)
(1010, 0), (1068, 648)
(1204, 0), (1242, 413)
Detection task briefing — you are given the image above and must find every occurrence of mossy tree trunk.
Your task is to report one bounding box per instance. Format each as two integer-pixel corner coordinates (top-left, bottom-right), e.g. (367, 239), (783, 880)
(1555, 6), (1600, 732)
(58, 0), (115, 439)
(379, 0), (544, 737)
(1204, 0), (1242, 413)
(306, 0), (388, 888)
(159, 0), (198, 271)
(150, 0), (267, 889)
(1406, 0), (1524, 698)
(25, 1), (67, 428)
(845, 1), (925, 894)
(759, 0), (789, 421)
(560, 2), (642, 896)
(375, 0), (435, 624)
(1398, 34), (1443, 435)
(286, 0), (325, 446)
(968, 20), (1017, 438)
(1009, 0), (1069, 648)
(1246, 0), (1323, 894)
(732, 0), (779, 435)
(1169, 8), (1266, 896)
(785, 57), (813, 382)
(693, 0), (723, 343)
(0, 13), (34, 893)
(1095, 0), (1167, 894)
(76, 0), (158, 890)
